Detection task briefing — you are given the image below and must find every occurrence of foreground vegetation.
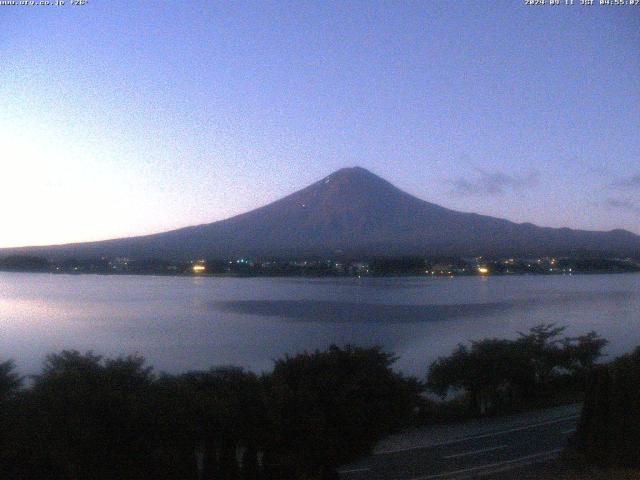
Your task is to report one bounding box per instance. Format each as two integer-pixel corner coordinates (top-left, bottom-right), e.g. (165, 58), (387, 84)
(0, 346), (419, 480)
(1, 325), (637, 479)
(575, 346), (640, 468)
(427, 324), (608, 416)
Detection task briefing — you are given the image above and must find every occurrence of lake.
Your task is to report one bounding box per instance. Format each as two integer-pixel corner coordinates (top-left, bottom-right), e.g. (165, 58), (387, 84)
(1, 272), (639, 377)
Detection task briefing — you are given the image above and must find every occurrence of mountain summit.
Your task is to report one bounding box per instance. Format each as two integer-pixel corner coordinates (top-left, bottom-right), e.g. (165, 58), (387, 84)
(4, 167), (640, 259)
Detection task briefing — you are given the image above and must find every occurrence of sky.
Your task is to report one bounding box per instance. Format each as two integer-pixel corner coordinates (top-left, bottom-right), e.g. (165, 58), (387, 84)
(1, 1), (639, 248)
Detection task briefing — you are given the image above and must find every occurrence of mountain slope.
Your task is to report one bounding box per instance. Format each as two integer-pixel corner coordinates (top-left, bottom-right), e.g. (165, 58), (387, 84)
(3, 167), (640, 259)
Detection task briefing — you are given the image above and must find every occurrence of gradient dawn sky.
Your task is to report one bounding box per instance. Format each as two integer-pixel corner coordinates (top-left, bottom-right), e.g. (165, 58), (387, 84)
(1, 1), (639, 248)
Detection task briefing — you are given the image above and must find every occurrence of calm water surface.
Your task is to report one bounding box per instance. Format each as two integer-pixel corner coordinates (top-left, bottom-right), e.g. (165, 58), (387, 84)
(1, 272), (639, 377)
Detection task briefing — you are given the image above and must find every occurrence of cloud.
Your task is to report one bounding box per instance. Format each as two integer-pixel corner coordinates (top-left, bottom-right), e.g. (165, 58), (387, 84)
(602, 198), (640, 214)
(612, 174), (640, 190)
(451, 170), (539, 196)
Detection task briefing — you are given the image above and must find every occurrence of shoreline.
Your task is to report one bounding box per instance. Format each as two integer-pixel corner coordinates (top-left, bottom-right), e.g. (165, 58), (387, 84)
(1, 269), (639, 278)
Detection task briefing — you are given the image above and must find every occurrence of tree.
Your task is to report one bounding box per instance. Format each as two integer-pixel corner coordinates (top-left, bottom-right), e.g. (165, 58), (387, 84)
(265, 345), (421, 479)
(577, 347), (640, 467)
(0, 255), (49, 272)
(515, 323), (567, 394)
(0, 359), (22, 477)
(427, 340), (530, 415)
(561, 331), (608, 374)
(155, 366), (268, 480)
(427, 325), (608, 416)
(0, 360), (21, 402)
(19, 350), (158, 480)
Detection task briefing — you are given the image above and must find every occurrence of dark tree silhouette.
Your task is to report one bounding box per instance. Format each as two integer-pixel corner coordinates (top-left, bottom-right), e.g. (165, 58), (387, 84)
(0, 360), (22, 477)
(428, 325), (608, 415)
(577, 347), (640, 467)
(16, 351), (158, 480)
(427, 340), (531, 414)
(515, 323), (567, 393)
(155, 367), (267, 480)
(561, 331), (609, 374)
(265, 345), (421, 480)
(0, 360), (21, 402)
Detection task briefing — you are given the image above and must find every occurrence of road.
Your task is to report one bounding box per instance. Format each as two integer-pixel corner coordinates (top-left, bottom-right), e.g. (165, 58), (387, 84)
(338, 404), (581, 480)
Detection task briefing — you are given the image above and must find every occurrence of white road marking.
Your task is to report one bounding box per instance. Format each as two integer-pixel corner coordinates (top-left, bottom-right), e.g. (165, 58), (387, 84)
(338, 467), (371, 474)
(412, 448), (563, 480)
(375, 415), (580, 455)
(442, 444), (507, 459)
(562, 428), (576, 434)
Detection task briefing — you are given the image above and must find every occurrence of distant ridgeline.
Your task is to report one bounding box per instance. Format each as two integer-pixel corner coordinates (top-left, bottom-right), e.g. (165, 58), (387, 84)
(0, 254), (638, 276)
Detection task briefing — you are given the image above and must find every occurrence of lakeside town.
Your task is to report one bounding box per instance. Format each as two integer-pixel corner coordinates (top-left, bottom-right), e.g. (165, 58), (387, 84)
(1, 254), (638, 276)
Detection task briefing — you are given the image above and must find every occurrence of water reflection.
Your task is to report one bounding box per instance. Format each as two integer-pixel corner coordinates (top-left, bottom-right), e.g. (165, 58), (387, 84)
(215, 300), (520, 322)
